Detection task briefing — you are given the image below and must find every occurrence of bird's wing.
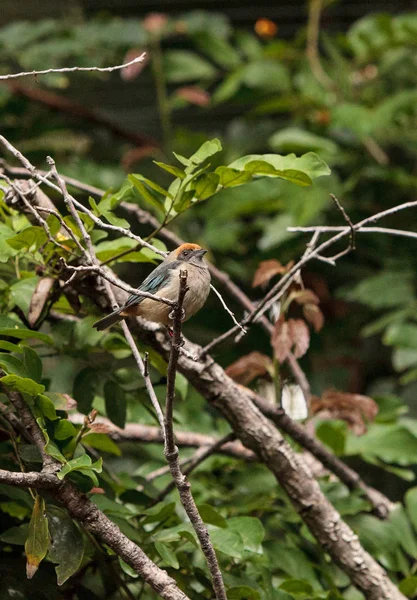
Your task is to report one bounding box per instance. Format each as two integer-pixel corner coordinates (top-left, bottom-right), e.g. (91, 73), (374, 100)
(123, 260), (180, 309)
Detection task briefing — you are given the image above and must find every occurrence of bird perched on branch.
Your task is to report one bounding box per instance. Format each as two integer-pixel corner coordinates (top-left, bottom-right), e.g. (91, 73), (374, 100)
(93, 243), (210, 331)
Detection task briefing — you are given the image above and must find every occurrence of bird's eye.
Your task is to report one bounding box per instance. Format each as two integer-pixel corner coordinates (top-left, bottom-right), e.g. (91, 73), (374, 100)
(182, 250), (189, 256)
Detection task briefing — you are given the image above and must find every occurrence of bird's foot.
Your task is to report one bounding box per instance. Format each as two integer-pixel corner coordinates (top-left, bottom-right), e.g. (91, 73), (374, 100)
(168, 308), (186, 321)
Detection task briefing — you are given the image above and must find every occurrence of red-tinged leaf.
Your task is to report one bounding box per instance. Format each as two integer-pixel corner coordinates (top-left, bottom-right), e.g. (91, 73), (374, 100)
(25, 495), (49, 579)
(28, 277), (55, 326)
(303, 304), (325, 332)
(120, 49), (148, 81)
(175, 86), (210, 106)
(252, 259), (294, 288)
(142, 13), (169, 33)
(311, 389), (379, 435)
(226, 352), (272, 385)
(293, 289), (320, 305)
(288, 318), (310, 358)
(89, 422), (113, 434)
(271, 316), (292, 363)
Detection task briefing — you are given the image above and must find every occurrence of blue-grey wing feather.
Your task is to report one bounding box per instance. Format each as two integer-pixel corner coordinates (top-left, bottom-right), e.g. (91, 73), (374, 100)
(123, 260), (179, 308)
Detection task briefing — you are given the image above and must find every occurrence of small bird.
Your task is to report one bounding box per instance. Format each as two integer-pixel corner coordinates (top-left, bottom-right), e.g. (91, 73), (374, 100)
(93, 243), (211, 331)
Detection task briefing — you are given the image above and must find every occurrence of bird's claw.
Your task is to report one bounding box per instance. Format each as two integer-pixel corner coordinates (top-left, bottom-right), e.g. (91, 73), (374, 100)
(168, 307), (186, 321)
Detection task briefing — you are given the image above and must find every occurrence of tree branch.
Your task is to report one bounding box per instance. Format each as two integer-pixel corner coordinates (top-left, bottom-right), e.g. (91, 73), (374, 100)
(0, 53), (147, 80)
(163, 271), (227, 600)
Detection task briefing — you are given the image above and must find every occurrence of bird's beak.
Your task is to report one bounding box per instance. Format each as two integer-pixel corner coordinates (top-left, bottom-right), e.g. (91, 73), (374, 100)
(196, 249), (207, 257)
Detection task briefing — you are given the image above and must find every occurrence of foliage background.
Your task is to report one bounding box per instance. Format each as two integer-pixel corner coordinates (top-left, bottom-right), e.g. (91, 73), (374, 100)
(1, 1), (417, 599)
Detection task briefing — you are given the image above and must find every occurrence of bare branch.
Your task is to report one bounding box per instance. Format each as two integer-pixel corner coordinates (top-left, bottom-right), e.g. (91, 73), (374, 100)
(152, 433), (236, 505)
(288, 224), (417, 241)
(164, 271), (227, 600)
(210, 284), (246, 334)
(0, 53), (146, 81)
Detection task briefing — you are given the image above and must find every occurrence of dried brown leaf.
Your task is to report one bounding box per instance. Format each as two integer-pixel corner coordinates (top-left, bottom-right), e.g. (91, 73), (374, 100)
(303, 304), (325, 332)
(89, 422), (113, 434)
(252, 259), (293, 288)
(226, 352), (272, 385)
(288, 319), (310, 359)
(28, 277), (55, 326)
(311, 389), (378, 435)
(293, 289), (320, 305)
(120, 49), (149, 81)
(175, 86), (210, 107)
(271, 316), (292, 363)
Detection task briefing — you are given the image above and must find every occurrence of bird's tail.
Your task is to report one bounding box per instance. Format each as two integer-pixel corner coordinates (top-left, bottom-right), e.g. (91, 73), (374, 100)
(93, 309), (124, 331)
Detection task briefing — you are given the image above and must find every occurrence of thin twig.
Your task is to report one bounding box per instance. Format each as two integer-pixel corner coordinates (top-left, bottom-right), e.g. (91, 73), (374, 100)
(59, 260), (176, 307)
(326, 194), (356, 261)
(210, 284), (246, 334)
(0, 53), (146, 80)
(164, 271), (227, 600)
(200, 198), (417, 353)
(288, 225), (417, 241)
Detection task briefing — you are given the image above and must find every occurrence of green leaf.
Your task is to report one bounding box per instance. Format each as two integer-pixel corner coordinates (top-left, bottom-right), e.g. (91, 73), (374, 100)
(53, 419), (76, 440)
(82, 432), (121, 456)
(229, 152), (330, 182)
(119, 557), (139, 579)
(25, 495), (50, 579)
(1, 374), (44, 396)
(104, 379), (126, 429)
(128, 174), (165, 210)
(57, 454), (102, 484)
(228, 587), (261, 600)
(242, 59), (291, 92)
(0, 353), (28, 377)
(0, 340), (21, 352)
(7, 226), (47, 251)
(96, 196), (129, 228)
(269, 127), (339, 159)
(23, 346), (42, 383)
(212, 70), (243, 104)
(197, 504), (227, 528)
(389, 504), (417, 557)
(154, 541), (180, 569)
(46, 505), (83, 585)
(243, 160), (312, 186)
(346, 424), (417, 465)
(227, 517), (265, 553)
(399, 576), (417, 597)
(344, 272), (415, 310)
(194, 172), (220, 200)
(215, 166), (253, 188)
(316, 420), (347, 456)
(130, 173), (172, 198)
(405, 488), (417, 532)
(0, 327), (53, 345)
(73, 367), (99, 414)
(189, 138), (222, 165)
(210, 527), (244, 558)
(154, 161), (186, 179)
(0, 523), (29, 545)
(172, 152), (191, 167)
(164, 50), (217, 82)
(193, 32), (241, 70)
(10, 277), (40, 316)
(35, 394), (58, 420)
(35, 418), (67, 464)
(384, 323), (417, 349)
(279, 580), (314, 594)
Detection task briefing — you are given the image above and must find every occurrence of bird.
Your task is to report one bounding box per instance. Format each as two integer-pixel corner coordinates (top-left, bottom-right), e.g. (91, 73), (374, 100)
(93, 243), (211, 331)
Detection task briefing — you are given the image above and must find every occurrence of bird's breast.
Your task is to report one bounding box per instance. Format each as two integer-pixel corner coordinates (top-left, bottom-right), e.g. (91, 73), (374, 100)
(136, 264), (210, 325)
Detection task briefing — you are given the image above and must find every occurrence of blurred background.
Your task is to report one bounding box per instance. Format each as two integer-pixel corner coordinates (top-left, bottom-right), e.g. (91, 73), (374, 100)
(2, 0), (417, 497)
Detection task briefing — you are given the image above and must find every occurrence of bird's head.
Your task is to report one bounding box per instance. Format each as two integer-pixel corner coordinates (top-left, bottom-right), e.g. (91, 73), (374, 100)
(171, 243), (208, 268)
